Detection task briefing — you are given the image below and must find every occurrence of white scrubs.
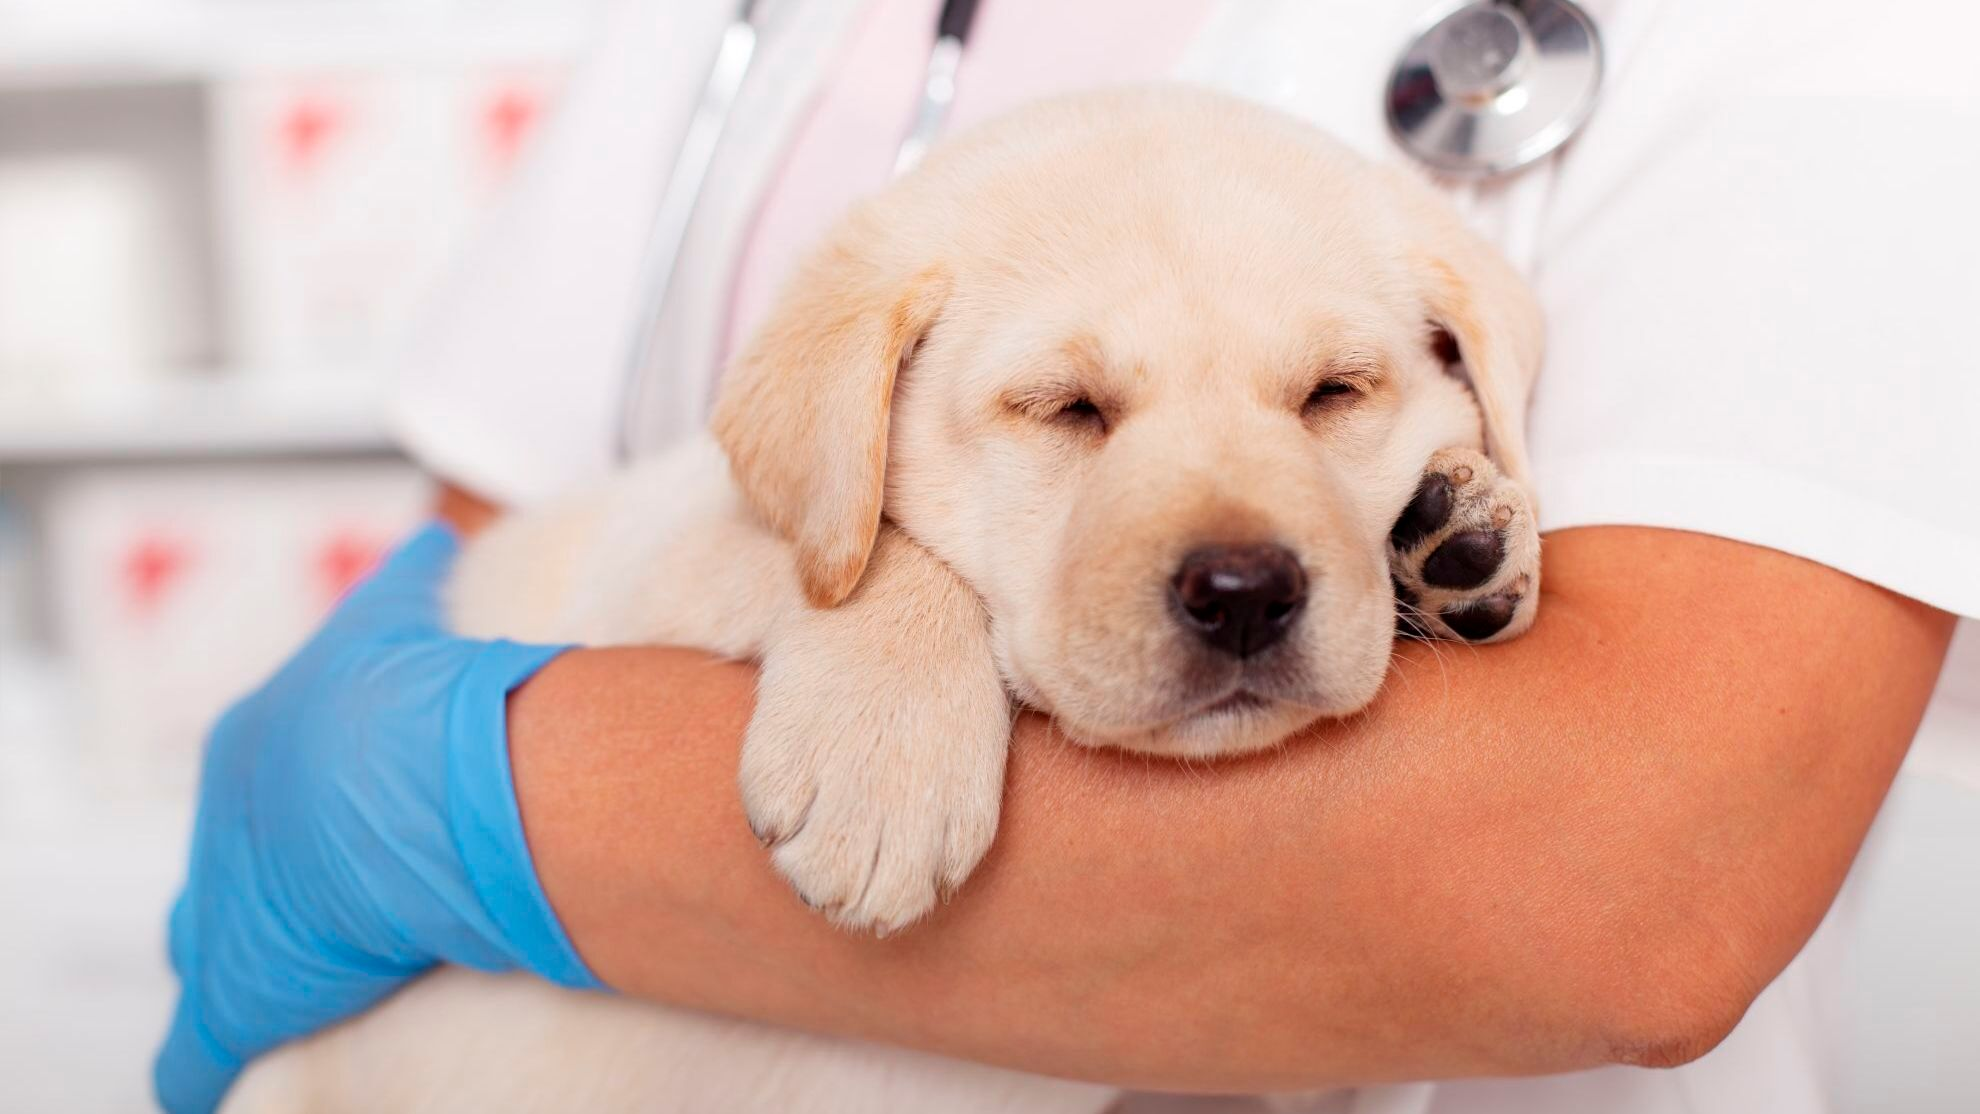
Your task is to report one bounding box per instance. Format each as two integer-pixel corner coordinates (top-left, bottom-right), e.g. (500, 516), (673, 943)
(393, 0), (1980, 1110)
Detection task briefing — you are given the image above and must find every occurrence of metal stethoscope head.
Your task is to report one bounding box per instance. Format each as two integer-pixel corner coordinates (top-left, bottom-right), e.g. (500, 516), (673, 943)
(1385, 0), (1604, 178)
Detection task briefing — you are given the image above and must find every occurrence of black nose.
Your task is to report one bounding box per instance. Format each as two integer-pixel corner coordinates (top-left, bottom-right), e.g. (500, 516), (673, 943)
(1170, 544), (1308, 658)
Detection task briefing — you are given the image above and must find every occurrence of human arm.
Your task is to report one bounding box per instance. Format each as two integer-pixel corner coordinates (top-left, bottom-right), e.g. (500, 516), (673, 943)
(489, 513), (1951, 1090)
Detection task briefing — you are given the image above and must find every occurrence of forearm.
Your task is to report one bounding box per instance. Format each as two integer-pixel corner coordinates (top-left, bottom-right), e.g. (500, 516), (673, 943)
(505, 526), (1952, 1090)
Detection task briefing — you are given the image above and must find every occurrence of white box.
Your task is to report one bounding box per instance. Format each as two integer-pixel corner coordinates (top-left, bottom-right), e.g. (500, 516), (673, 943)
(214, 69), (459, 375)
(212, 60), (566, 377)
(0, 156), (182, 396)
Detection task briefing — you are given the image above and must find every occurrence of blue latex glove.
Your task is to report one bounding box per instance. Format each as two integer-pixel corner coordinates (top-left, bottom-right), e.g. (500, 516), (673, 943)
(155, 524), (597, 1114)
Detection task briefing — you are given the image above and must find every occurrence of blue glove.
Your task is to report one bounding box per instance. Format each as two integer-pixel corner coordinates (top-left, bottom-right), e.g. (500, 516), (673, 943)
(155, 523), (597, 1114)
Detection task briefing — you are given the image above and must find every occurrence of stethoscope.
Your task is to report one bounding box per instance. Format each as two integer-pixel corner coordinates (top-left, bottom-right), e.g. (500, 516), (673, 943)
(617, 0), (983, 459)
(616, 0), (1601, 460)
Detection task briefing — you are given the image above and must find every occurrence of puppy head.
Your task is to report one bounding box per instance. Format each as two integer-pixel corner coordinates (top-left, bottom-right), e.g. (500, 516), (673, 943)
(715, 86), (1541, 757)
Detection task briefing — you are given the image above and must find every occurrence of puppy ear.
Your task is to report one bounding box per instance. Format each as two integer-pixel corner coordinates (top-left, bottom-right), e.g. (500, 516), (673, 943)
(711, 215), (947, 607)
(1420, 240), (1545, 488)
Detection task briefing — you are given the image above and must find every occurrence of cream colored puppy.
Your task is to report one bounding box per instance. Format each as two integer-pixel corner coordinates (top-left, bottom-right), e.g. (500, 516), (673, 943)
(226, 85), (1544, 1114)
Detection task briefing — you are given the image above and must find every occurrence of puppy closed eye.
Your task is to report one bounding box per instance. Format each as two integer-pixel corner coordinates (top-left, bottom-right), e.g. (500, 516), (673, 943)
(1052, 397), (1107, 432)
(1004, 384), (1112, 436)
(1301, 374), (1372, 417)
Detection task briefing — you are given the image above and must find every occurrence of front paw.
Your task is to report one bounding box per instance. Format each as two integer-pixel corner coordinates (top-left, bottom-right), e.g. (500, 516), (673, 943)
(739, 537), (1009, 935)
(1389, 447), (1541, 643)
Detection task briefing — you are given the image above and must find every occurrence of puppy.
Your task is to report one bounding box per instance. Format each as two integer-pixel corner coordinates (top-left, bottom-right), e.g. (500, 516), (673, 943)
(225, 84), (1544, 1114)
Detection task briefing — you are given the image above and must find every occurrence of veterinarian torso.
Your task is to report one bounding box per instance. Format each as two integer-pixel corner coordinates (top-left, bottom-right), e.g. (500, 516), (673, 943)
(394, 0), (1980, 1109)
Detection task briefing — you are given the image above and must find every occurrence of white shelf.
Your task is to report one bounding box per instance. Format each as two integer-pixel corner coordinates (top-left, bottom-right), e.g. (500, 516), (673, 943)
(0, 3), (592, 89)
(0, 374), (398, 462)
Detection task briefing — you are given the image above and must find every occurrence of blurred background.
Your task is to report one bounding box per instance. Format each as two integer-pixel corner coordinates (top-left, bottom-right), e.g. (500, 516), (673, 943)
(2, 2), (1977, 1112)
(0, 0), (599, 1107)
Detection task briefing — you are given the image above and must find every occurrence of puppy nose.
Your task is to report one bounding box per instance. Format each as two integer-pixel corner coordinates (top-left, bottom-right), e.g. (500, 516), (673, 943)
(1170, 544), (1308, 658)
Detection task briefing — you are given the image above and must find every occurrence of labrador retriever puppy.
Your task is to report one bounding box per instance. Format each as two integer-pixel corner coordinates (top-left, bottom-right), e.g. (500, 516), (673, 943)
(225, 84), (1543, 1114)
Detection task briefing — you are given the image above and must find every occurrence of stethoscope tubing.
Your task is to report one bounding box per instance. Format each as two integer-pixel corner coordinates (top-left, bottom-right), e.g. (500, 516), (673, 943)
(615, 0), (765, 462)
(615, 0), (980, 462)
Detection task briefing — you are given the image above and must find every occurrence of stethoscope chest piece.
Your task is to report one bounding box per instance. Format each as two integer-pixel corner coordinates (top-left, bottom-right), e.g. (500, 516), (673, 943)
(1386, 0), (1603, 178)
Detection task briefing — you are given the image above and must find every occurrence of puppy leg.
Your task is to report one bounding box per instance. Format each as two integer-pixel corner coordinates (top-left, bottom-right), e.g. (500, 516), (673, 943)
(742, 525), (1010, 934)
(1388, 447), (1541, 643)
(457, 438), (1010, 931)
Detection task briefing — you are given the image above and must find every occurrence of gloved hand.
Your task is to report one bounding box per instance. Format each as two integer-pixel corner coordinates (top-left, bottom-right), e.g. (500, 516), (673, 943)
(154, 523), (597, 1114)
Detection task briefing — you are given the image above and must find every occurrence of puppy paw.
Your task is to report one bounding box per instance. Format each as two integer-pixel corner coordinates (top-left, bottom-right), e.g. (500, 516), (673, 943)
(1388, 447), (1540, 644)
(740, 533), (1010, 935)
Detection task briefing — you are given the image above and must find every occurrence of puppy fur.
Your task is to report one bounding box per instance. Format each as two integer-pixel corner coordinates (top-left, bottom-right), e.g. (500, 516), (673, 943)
(224, 85), (1544, 1114)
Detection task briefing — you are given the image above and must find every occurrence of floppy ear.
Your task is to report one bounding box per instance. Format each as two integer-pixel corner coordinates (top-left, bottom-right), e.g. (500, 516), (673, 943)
(1419, 239), (1545, 488)
(710, 216), (947, 608)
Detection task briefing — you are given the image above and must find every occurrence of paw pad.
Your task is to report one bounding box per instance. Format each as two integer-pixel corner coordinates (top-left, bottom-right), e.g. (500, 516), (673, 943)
(1388, 447), (1540, 645)
(1441, 593), (1519, 641)
(1390, 474), (1455, 550)
(1421, 529), (1504, 590)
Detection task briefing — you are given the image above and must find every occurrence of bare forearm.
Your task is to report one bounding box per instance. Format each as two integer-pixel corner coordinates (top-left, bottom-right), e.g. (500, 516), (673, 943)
(503, 525), (1952, 1089)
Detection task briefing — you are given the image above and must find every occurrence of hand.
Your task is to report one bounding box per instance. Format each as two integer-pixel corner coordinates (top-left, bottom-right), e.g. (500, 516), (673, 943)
(155, 524), (595, 1114)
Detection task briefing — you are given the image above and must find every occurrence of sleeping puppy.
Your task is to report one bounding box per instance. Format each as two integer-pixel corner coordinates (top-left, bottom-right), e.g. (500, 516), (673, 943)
(225, 84), (1543, 1114)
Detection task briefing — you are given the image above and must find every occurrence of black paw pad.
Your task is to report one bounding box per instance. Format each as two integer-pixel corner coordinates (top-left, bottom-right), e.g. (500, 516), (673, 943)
(1422, 530), (1504, 590)
(1391, 474), (1455, 550)
(1442, 596), (1517, 641)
